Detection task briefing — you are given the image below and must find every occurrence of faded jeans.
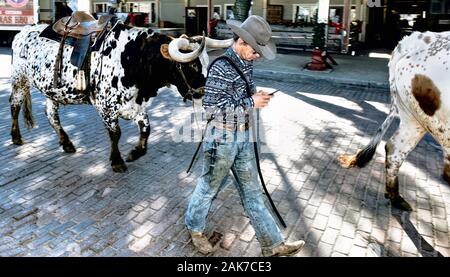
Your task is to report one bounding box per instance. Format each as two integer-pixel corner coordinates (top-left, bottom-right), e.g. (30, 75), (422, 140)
(185, 125), (284, 249)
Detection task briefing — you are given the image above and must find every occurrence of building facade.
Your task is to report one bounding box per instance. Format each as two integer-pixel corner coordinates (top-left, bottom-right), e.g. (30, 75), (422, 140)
(42, 0), (450, 46)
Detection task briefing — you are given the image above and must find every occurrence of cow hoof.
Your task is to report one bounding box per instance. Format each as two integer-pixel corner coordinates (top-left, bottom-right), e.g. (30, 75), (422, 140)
(12, 138), (24, 145)
(63, 142), (76, 153)
(112, 163), (128, 173)
(126, 148), (146, 162)
(386, 193), (413, 211)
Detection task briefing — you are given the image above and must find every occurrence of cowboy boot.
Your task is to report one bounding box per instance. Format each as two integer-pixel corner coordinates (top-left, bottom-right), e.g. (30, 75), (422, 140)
(262, 240), (305, 257)
(189, 231), (214, 255)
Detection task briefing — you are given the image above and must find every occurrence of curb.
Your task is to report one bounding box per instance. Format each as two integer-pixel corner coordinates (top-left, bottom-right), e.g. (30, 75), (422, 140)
(254, 68), (389, 90)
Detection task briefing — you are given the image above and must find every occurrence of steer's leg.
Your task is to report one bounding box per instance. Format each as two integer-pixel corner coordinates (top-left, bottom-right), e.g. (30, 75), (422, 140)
(107, 120), (127, 173)
(10, 100), (23, 145)
(385, 118), (425, 211)
(45, 99), (76, 153)
(127, 112), (150, 162)
(10, 76), (29, 145)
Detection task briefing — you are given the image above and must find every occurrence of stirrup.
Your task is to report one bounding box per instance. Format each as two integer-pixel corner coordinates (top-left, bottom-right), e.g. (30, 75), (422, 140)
(75, 70), (86, 91)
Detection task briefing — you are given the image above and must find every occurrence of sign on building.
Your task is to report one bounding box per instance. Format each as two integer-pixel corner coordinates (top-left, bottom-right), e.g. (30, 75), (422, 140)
(0, 0), (35, 26)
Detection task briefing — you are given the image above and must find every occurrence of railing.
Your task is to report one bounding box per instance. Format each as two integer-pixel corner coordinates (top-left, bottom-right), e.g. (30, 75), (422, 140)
(272, 31), (342, 53)
(134, 27), (184, 37)
(215, 22), (342, 53)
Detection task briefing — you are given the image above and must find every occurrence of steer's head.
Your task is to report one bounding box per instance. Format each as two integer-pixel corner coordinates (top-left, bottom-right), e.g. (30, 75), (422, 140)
(160, 34), (234, 101)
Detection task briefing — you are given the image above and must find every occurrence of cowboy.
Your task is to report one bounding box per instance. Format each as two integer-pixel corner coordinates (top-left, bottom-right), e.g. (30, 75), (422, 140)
(185, 15), (305, 257)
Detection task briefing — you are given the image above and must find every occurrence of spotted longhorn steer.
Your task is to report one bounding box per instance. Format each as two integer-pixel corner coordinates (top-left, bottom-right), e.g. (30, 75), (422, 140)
(10, 23), (232, 172)
(339, 31), (450, 211)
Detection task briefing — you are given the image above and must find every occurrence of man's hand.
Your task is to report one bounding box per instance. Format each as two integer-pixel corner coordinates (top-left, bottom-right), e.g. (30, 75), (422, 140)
(252, 91), (273, 108)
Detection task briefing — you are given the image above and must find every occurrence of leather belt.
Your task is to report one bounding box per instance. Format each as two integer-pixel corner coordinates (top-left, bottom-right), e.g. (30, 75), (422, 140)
(211, 121), (250, 132)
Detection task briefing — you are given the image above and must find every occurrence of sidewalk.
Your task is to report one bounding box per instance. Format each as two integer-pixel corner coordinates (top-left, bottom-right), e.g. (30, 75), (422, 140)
(0, 47), (11, 79)
(256, 50), (390, 89)
(2, 44), (389, 89)
(210, 49), (390, 89)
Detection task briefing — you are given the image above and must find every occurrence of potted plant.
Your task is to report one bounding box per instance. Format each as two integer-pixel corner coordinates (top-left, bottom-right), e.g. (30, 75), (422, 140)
(307, 22), (327, 71)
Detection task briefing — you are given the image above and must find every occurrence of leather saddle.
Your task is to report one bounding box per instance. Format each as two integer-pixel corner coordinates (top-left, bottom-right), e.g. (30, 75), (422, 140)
(41, 11), (113, 91)
(53, 11), (113, 39)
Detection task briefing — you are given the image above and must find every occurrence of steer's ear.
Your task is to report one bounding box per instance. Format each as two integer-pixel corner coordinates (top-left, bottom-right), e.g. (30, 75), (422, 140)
(160, 44), (173, 61)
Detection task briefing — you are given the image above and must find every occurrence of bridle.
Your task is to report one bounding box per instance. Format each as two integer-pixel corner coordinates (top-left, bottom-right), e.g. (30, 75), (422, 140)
(175, 62), (205, 102)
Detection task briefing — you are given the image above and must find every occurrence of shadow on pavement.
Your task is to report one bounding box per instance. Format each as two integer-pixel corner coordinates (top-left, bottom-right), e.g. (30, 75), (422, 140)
(392, 210), (443, 257)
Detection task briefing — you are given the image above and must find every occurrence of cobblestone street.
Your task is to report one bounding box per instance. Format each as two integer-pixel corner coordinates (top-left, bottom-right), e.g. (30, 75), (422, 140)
(1, 50), (450, 257)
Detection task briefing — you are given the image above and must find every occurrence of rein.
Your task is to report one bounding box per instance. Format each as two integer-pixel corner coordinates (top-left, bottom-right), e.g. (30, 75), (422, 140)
(176, 62), (205, 102)
(175, 62), (205, 157)
(91, 21), (123, 99)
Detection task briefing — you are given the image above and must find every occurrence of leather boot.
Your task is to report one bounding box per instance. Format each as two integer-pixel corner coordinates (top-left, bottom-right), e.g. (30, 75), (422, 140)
(189, 231), (214, 254)
(262, 240), (305, 257)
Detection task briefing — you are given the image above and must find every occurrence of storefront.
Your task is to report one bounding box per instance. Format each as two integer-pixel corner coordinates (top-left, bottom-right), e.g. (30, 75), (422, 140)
(92, 0), (158, 26)
(121, 1), (157, 25)
(366, 0), (450, 48)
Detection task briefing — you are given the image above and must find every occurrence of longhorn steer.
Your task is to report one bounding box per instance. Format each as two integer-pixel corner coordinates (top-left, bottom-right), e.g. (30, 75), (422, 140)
(10, 23), (232, 172)
(339, 31), (450, 211)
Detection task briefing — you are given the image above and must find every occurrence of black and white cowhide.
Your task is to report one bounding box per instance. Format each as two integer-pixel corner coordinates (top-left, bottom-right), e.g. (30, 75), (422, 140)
(10, 22), (232, 172)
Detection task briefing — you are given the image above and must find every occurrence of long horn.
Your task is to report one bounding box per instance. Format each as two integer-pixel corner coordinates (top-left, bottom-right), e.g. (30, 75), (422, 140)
(168, 36), (206, 63)
(206, 37), (234, 48)
(191, 36), (234, 48)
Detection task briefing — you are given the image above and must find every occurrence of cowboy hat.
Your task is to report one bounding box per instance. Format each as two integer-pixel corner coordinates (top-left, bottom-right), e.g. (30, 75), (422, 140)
(227, 15), (276, 60)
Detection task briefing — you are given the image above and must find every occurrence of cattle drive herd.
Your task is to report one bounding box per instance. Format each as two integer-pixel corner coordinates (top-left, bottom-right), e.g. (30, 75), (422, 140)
(7, 14), (450, 235)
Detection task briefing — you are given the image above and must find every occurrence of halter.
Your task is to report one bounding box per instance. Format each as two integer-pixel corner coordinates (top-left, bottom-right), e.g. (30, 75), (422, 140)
(175, 62), (205, 102)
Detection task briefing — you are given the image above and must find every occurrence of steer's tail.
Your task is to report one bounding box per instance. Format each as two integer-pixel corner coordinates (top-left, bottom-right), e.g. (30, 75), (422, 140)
(339, 107), (397, 168)
(22, 89), (35, 129)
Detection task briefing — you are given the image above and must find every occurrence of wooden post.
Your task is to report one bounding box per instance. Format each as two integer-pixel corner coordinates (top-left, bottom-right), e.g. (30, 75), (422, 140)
(157, 0), (161, 27)
(318, 0), (330, 49)
(263, 0), (268, 19)
(208, 0), (213, 37)
(318, 0), (330, 24)
(342, 0), (351, 53)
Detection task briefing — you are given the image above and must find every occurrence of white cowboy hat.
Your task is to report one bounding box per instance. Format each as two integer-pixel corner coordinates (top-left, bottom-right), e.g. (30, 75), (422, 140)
(227, 15), (276, 60)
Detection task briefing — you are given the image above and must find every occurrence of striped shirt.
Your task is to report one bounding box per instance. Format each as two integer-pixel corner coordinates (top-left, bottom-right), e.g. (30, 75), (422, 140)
(203, 47), (256, 125)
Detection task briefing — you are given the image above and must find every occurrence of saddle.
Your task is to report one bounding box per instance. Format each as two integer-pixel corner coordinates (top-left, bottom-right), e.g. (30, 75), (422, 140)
(53, 11), (112, 39)
(43, 11), (113, 91)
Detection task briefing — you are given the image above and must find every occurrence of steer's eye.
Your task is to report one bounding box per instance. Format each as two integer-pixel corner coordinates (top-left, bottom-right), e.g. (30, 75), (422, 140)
(189, 63), (199, 71)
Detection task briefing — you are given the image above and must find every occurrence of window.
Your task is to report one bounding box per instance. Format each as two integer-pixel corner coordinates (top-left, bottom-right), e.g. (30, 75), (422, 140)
(125, 2), (151, 13)
(121, 1), (157, 25)
(430, 0), (450, 14)
(94, 3), (108, 13)
(292, 4), (318, 25)
(196, 4), (222, 19)
(329, 8), (342, 23)
(120, 3), (132, 12)
(224, 4), (234, 20)
(329, 6), (356, 23)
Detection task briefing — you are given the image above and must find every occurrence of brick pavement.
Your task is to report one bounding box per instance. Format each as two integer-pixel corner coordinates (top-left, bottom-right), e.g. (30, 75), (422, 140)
(0, 51), (450, 257)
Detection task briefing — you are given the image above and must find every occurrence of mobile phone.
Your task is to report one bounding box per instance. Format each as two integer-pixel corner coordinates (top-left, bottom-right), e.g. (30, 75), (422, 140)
(268, 90), (279, 95)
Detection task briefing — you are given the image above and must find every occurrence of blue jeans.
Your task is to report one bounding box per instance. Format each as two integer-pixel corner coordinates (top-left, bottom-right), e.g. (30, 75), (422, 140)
(185, 125), (284, 249)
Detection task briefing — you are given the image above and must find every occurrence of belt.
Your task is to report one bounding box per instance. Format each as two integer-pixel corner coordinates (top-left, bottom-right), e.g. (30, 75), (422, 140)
(211, 121), (250, 132)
